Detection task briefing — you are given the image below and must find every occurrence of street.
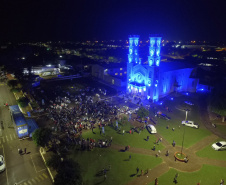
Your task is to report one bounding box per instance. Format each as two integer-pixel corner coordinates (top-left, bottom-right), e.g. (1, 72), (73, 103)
(0, 84), (52, 185)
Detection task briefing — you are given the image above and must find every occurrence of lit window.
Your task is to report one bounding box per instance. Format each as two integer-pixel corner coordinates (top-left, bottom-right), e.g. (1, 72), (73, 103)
(120, 73), (122, 76)
(115, 73), (118, 75)
(120, 68), (123, 70)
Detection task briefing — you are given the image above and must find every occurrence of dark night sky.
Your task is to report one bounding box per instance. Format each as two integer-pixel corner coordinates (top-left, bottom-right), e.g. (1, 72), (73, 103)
(0, 0), (225, 42)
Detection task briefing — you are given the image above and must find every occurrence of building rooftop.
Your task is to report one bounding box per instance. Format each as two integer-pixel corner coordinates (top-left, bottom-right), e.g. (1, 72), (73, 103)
(96, 62), (127, 69)
(160, 60), (195, 73)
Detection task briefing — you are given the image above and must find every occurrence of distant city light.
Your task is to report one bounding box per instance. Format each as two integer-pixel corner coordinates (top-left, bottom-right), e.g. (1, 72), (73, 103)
(170, 97), (174, 100)
(22, 57), (25, 60)
(59, 55), (62, 58)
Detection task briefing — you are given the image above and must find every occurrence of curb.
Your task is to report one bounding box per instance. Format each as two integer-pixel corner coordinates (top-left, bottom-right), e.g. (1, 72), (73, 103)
(39, 147), (55, 182)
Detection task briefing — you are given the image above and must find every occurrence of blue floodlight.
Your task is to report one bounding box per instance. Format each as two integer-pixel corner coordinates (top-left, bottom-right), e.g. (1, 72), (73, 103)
(156, 59), (160, 66)
(150, 49), (154, 56)
(171, 97), (174, 100)
(128, 56), (132, 63)
(134, 38), (139, 46)
(156, 50), (160, 56)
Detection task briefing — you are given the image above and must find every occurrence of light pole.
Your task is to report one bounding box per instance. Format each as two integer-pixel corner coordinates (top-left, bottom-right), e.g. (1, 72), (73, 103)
(181, 126), (185, 155)
(181, 109), (190, 154)
(184, 108), (190, 121)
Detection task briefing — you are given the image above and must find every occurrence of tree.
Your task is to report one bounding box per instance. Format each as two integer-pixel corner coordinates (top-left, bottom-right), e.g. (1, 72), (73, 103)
(10, 88), (21, 93)
(137, 106), (149, 120)
(209, 81), (226, 122)
(54, 159), (83, 185)
(17, 97), (29, 108)
(7, 80), (18, 88)
(46, 154), (62, 169)
(32, 128), (52, 147)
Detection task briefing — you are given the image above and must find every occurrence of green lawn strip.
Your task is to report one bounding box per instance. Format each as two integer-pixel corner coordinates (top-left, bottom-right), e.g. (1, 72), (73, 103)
(196, 138), (226, 161)
(148, 165), (226, 185)
(215, 125), (226, 135)
(82, 124), (164, 151)
(152, 96), (211, 148)
(70, 148), (162, 185)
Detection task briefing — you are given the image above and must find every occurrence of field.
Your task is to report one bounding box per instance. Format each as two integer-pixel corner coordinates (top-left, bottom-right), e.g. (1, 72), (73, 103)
(71, 148), (162, 185)
(149, 165), (226, 185)
(67, 91), (226, 185)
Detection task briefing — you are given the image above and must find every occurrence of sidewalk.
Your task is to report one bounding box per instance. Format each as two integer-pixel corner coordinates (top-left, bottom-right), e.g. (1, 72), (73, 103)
(39, 147), (56, 183)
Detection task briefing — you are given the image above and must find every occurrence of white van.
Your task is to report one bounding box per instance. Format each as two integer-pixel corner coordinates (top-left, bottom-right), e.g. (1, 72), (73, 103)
(146, 124), (157, 134)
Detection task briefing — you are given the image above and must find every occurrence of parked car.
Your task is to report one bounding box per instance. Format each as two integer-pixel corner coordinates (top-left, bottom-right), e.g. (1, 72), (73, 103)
(212, 141), (226, 151)
(184, 101), (194, 105)
(146, 124), (157, 134)
(159, 113), (171, 120)
(0, 155), (5, 172)
(181, 120), (199, 128)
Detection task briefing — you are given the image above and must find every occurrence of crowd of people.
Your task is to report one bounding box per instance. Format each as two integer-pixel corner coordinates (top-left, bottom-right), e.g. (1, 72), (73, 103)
(43, 88), (121, 147)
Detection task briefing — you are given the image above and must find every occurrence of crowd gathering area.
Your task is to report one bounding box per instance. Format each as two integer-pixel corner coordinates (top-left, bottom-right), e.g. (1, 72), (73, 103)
(33, 79), (226, 185)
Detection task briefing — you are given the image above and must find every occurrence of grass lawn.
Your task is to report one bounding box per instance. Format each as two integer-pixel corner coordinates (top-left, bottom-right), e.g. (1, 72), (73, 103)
(196, 138), (226, 161)
(215, 125), (226, 135)
(152, 95), (211, 148)
(148, 165), (226, 185)
(70, 148), (162, 185)
(82, 123), (164, 151)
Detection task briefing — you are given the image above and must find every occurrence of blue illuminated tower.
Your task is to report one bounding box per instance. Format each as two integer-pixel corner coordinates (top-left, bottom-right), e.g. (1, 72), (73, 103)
(128, 35), (140, 64)
(147, 35), (162, 102)
(127, 35), (140, 91)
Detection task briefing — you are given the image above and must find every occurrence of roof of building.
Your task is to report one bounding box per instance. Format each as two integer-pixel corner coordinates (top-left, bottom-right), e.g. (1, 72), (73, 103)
(27, 119), (39, 136)
(160, 60), (195, 73)
(9, 105), (27, 127)
(95, 62), (127, 69)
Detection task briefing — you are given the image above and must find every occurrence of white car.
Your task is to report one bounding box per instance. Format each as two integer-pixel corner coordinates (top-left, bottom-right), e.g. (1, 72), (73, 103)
(146, 124), (157, 134)
(212, 141), (226, 151)
(181, 120), (199, 129)
(184, 101), (194, 105)
(0, 155), (6, 172)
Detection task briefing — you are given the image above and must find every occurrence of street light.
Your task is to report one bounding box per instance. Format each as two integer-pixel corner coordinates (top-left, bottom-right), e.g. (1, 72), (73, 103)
(184, 108), (190, 121)
(181, 109), (190, 154)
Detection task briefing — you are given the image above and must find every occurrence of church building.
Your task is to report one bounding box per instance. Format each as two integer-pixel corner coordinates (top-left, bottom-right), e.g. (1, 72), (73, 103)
(127, 35), (198, 102)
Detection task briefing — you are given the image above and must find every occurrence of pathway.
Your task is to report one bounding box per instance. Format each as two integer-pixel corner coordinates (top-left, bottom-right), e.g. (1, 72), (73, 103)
(107, 94), (226, 185)
(109, 132), (224, 185)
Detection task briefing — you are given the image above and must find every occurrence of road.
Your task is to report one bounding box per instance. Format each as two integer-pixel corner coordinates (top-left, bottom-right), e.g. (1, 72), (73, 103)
(0, 83), (52, 185)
